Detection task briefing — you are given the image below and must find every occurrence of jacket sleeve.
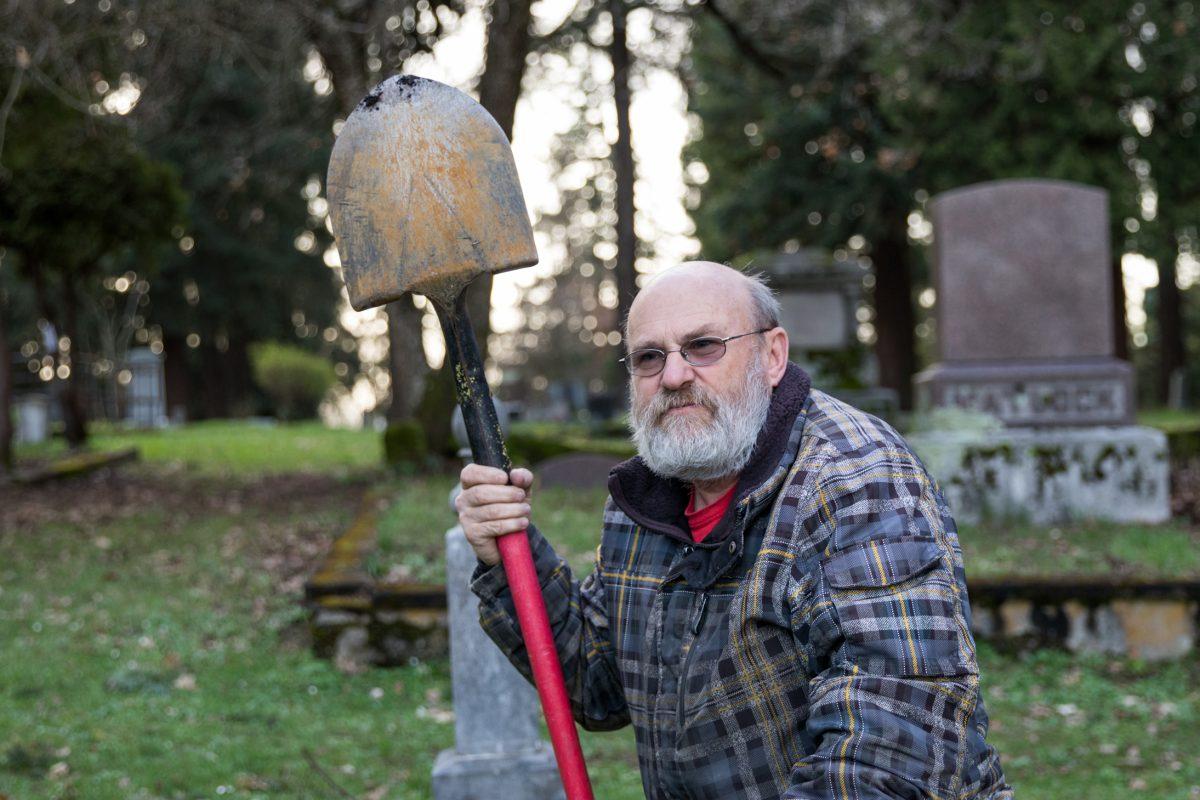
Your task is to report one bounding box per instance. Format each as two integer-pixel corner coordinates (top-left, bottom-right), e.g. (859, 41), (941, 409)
(470, 521), (630, 732)
(783, 443), (1009, 799)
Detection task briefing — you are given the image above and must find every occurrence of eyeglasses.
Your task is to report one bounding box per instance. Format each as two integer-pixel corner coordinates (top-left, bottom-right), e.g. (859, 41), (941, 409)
(619, 329), (772, 377)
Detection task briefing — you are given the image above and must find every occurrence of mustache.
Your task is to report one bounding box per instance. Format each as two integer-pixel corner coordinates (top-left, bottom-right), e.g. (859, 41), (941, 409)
(645, 386), (718, 423)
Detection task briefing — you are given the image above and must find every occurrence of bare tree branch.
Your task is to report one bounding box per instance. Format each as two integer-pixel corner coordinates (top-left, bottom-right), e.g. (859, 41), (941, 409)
(697, 0), (789, 81)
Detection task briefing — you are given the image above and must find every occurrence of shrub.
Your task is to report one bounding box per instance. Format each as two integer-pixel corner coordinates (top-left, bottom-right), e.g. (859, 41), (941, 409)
(384, 419), (427, 470)
(415, 368), (458, 457)
(505, 420), (634, 465)
(248, 342), (336, 421)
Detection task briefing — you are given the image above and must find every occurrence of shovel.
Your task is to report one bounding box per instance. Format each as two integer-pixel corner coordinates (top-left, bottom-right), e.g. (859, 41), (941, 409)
(327, 75), (594, 800)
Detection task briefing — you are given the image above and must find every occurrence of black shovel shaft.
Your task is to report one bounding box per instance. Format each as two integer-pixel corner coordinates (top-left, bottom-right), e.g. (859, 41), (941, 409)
(434, 293), (510, 471)
(432, 292), (595, 799)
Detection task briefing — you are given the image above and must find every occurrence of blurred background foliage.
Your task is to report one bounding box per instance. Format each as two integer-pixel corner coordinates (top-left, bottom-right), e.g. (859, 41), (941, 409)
(0, 0), (1197, 465)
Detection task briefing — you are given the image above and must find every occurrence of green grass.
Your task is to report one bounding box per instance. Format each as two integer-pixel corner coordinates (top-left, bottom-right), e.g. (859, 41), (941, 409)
(371, 479), (610, 583)
(1139, 407), (1200, 432)
(367, 477), (460, 582)
(14, 420), (382, 477)
(4, 474), (1199, 799)
(959, 520), (1200, 580)
(3, 421), (1198, 798)
(370, 478), (1200, 583)
(980, 647), (1200, 798)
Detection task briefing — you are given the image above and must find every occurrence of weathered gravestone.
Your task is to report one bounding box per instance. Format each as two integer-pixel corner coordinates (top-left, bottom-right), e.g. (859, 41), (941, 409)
(14, 393), (49, 444)
(434, 413), (564, 800)
(764, 248), (898, 417)
(431, 525), (564, 799)
(911, 179), (1169, 524)
(916, 180), (1132, 426)
(125, 347), (168, 428)
(768, 248), (860, 352)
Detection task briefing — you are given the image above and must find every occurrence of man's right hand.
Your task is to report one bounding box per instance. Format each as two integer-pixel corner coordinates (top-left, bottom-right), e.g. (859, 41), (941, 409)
(455, 464), (534, 566)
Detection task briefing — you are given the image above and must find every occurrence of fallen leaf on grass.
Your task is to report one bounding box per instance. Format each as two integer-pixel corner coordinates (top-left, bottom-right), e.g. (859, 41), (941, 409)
(415, 706), (454, 724)
(235, 774), (272, 791)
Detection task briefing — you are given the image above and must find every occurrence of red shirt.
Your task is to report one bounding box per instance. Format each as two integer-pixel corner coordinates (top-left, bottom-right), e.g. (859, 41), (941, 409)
(685, 484), (737, 543)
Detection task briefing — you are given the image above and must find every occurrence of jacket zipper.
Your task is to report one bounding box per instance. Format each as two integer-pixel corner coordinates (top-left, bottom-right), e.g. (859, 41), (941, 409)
(675, 591), (709, 730)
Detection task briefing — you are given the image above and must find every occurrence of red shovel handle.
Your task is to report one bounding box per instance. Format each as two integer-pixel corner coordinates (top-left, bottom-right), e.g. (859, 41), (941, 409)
(436, 297), (594, 799)
(497, 529), (594, 800)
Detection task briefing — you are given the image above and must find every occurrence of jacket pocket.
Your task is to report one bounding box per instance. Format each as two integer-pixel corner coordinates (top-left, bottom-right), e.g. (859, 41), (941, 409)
(821, 537), (976, 677)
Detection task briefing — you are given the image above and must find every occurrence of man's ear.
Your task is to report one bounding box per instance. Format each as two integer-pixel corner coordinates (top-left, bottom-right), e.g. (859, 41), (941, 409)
(765, 327), (789, 387)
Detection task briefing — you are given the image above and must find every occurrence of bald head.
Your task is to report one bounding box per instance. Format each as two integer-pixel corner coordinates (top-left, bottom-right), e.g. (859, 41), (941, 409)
(626, 261), (779, 345)
(624, 261), (790, 483)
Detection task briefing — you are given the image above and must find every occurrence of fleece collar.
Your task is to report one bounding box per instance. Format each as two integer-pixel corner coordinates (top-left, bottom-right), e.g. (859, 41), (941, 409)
(607, 362), (812, 545)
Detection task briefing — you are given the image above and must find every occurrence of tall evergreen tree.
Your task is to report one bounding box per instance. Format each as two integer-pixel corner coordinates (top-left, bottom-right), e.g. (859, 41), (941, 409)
(1123, 0), (1200, 402)
(686, 1), (1194, 406)
(133, 4), (344, 418)
(879, 0), (1187, 403)
(0, 88), (185, 445)
(686, 2), (921, 406)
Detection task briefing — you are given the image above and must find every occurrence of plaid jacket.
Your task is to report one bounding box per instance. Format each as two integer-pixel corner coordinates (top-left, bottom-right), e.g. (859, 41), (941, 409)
(472, 365), (1012, 799)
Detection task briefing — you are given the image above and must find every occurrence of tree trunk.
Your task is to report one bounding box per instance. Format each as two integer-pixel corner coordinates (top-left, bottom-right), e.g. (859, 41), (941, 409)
(871, 219), (917, 410)
(59, 278), (88, 447)
(478, 0), (531, 136)
(465, 0), (535, 364)
(0, 290), (13, 475)
(609, 0), (638, 349)
(386, 299), (426, 421)
(608, 0), (639, 407)
(1156, 236), (1184, 406)
(223, 338), (253, 417)
(1112, 253), (1129, 361)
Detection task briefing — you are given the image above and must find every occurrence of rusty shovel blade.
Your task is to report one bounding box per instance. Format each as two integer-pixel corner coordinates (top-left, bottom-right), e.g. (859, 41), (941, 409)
(326, 75), (538, 310)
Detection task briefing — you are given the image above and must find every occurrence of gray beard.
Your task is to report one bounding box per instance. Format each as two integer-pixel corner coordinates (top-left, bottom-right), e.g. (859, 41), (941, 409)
(630, 356), (772, 483)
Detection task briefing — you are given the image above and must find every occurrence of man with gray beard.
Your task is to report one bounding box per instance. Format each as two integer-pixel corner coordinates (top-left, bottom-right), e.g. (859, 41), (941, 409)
(457, 261), (1010, 799)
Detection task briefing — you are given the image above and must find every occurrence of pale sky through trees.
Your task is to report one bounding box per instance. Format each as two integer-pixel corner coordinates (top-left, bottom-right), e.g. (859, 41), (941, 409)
(324, 0), (697, 421)
(320, 0), (1184, 423)
(403, 0), (696, 350)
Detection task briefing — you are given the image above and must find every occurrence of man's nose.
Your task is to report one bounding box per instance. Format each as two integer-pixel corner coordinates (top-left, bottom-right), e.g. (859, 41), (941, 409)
(659, 350), (695, 390)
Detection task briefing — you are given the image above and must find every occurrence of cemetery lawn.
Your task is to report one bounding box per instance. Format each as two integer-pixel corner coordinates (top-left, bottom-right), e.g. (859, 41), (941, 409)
(1139, 407), (1200, 432)
(372, 480), (1200, 584)
(2, 423), (1197, 798)
(13, 419), (382, 477)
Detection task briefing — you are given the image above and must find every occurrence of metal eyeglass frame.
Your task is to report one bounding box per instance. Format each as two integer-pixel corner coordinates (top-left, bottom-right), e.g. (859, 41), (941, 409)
(619, 328), (773, 377)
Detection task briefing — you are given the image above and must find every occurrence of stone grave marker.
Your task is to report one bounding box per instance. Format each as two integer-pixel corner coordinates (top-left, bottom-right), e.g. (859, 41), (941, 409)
(916, 179), (1133, 427)
(14, 393), (49, 444)
(910, 179), (1168, 524)
(125, 347), (168, 428)
(767, 248), (860, 352)
(434, 417), (563, 799)
(764, 247), (897, 417)
(431, 524), (563, 799)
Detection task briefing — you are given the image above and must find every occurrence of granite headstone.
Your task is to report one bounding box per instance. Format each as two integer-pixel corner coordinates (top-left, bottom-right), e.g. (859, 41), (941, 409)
(125, 347), (168, 428)
(915, 179), (1134, 427)
(435, 413), (570, 797)
(765, 248), (861, 352)
(909, 179), (1168, 524)
(432, 514), (562, 797)
(763, 247), (897, 416)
